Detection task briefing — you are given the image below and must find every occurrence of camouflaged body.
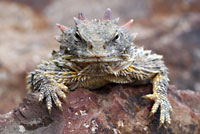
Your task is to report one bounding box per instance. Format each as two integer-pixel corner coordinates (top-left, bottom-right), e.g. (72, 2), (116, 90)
(27, 9), (172, 126)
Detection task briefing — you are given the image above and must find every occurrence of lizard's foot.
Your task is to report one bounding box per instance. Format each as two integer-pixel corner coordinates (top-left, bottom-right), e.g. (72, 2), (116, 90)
(143, 93), (172, 126)
(38, 81), (69, 113)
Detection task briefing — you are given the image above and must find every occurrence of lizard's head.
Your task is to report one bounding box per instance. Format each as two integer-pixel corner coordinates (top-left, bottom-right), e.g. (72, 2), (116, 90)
(55, 8), (137, 63)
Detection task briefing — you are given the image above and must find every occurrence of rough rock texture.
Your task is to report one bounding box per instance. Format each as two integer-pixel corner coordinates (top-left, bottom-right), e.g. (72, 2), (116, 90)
(0, 84), (199, 134)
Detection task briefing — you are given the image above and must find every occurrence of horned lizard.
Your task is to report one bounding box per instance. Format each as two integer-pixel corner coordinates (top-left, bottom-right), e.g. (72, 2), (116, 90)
(27, 8), (172, 125)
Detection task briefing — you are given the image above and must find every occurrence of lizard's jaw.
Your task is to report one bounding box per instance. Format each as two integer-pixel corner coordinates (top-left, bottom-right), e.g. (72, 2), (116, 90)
(71, 57), (122, 63)
(70, 54), (131, 63)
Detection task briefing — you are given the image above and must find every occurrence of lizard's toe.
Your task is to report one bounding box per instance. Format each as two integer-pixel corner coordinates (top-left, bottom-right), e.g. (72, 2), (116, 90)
(38, 89), (45, 103)
(159, 98), (172, 126)
(58, 83), (69, 93)
(160, 106), (166, 125)
(142, 93), (157, 100)
(56, 89), (67, 102)
(51, 91), (63, 111)
(46, 93), (53, 113)
(150, 100), (160, 116)
(165, 111), (171, 125)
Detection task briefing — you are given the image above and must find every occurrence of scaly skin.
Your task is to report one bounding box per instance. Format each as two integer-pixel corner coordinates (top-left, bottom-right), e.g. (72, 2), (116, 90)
(27, 8), (172, 125)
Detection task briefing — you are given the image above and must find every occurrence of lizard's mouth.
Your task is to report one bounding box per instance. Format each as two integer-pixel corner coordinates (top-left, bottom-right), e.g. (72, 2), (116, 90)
(70, 54), (131, 63)
(70, 57), (123, 63)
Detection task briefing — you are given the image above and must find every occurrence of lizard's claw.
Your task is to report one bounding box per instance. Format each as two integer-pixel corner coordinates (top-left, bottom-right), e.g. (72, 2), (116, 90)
(143, 93), (172, 126)
(38, 81), (69, 113)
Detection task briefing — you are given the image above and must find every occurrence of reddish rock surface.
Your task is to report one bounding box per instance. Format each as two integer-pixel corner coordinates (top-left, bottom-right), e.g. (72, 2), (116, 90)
(0, 84), (199, 134)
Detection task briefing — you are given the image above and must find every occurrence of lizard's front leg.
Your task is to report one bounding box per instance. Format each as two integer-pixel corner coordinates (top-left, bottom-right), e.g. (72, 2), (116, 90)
(27, 71), (75, 113)
(117, 63), (172, 125)
(143, 74), (172, 125)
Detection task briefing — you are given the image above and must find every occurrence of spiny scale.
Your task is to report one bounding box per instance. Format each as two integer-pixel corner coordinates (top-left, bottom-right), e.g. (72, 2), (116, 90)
(122, 19), (134, 30)
(56, 23), (67, 32)
(103, 8), (112, 20)
(78, 12), (87, 20)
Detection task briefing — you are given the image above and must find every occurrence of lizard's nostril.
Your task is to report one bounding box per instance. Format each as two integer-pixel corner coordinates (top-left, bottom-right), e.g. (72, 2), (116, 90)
(103, 45), (106, 49)
(88, 44), (93, 50)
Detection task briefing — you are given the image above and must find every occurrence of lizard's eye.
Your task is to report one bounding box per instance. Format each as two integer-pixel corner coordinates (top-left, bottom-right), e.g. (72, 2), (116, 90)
(114, 34), (119, 40)
(112, 33), (119, 41)
(75, 32), (82, 41)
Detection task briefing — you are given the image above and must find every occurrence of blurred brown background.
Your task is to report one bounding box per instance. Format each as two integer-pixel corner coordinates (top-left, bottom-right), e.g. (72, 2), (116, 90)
(0, 0), (199, 113)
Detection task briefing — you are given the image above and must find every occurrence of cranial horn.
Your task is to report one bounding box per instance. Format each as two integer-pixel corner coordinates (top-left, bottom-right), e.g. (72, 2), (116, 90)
(78, 12), (87, 20)
(103, 8), (112, 20)
(56, 23), (68, 32)
(122, 19), (134, 30)
(74, 17), (81, 25)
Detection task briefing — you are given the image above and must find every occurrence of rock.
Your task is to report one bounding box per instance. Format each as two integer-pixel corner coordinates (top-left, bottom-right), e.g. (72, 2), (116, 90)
(0, 84), (199, 134)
